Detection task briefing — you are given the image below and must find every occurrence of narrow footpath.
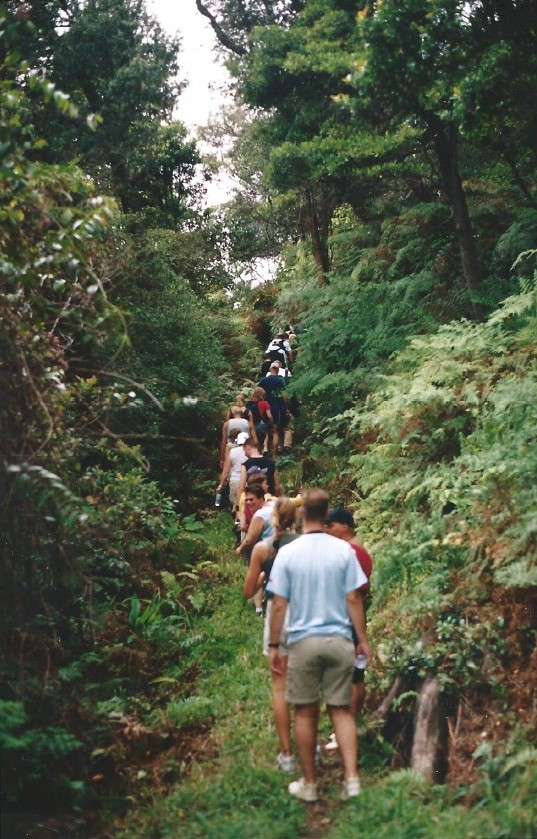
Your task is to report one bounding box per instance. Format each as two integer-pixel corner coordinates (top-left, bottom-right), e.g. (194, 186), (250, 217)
(112, 513), (370, 839)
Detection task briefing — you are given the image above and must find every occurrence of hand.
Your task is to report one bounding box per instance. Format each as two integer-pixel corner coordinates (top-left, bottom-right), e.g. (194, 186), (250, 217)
(355, 640), (371, 666)
(269, 647), (284, 675)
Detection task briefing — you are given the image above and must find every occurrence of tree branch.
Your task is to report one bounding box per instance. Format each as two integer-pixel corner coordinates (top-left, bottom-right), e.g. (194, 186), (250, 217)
(195, 0), (248, 55)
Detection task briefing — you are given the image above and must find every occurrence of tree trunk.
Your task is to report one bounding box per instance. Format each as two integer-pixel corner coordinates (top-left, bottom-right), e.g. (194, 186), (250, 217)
(305, 189), (329, 283)
(410, 676), (448, 783)
(432, 120), (483, 298)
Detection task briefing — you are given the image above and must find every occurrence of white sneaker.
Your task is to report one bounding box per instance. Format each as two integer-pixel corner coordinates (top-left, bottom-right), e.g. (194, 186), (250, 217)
(341, 776), (361, 800)
(324, 732), (338, 751)
(288, 777), (318, 802)
(276, 752), (295, 773)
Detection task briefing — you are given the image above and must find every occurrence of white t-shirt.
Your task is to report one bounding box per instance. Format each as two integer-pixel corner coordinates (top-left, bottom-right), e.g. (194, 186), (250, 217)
(229, 445), (247, 479)
(266, 532), (366, 645)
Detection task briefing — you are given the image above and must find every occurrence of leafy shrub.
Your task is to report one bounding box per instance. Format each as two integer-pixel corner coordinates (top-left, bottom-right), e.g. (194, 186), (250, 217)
(0, 700), (83, 806)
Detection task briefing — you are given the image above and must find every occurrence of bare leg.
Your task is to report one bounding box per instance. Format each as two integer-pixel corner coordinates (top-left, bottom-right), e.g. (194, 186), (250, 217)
(350, 682), (365, 717)
(271, 661), (292, 755)
(327, 705), (358, 779)
(266, 427), (274, 457)
(294, 702), (319, 783)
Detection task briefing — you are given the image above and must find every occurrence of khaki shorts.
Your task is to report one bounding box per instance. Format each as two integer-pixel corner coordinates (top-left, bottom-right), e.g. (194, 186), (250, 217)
(286, 635), (354, 706)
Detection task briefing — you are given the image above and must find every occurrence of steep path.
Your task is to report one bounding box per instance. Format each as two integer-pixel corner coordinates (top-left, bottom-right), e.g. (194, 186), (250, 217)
(109, 513), (373, 838)
(109, 514), (536, 839)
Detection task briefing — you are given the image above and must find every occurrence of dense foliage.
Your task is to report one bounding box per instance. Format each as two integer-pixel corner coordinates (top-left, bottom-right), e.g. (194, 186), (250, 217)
(0, 5), (249, 819)
(1, 0), (536, 833)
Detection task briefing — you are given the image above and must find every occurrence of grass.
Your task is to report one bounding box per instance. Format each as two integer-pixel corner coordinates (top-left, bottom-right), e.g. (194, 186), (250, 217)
(113, 512), (537, 839)
(114, 512), (308, 838)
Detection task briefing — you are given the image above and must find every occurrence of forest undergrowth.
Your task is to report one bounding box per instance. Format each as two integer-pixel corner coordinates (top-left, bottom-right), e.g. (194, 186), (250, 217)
(2, 5), (537, 837)
(107, 511), (536, 839)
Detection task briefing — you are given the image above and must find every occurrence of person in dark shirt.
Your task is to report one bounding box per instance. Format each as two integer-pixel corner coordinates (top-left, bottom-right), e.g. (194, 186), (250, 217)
(325, 507), (373, 720)
(238, 437), (279, 498)
(259, 362), (288, 455)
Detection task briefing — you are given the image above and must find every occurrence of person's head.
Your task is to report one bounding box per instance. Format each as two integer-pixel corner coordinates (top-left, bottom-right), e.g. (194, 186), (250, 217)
(231, 404), (244, 417)
(325, 507), (355, 541)
(242, 436), (258, 456)
(277, 332), (286, 339)
(244, 483), (265, 513)
(235, 393), (245, 405)
(302, 488), (329, 524)
(273, 496), (296, 535)
(269, 361), (280, 374)
(235, 431), (249, 446)
(251, 386), (266, 402)
(248, 471), (269, 494)
(229, 427), (241, 444)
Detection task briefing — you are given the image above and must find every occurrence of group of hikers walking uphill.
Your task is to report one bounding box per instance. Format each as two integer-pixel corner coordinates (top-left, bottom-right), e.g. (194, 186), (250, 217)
(215, 330), (374, 803)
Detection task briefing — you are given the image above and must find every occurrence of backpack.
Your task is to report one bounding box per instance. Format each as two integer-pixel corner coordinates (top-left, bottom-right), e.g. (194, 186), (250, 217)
(246, 400), (262, 425)
(266, 338), (287, 365)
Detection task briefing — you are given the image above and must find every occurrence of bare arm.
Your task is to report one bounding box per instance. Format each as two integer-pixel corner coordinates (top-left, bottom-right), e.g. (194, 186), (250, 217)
(246, 411), (258, 447)
(218, 447), (231, 488)
(346, 589), (371, 663)
(268, 594), (288, 674)
(219, 420), (228, 467)
(235, 514), (264, 556)
(237, 464), (247, 500)
(244, 540), (269, 599)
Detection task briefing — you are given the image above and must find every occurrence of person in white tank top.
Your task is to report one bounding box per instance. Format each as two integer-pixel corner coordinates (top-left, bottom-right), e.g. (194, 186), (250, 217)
(217, 430), (248, 512)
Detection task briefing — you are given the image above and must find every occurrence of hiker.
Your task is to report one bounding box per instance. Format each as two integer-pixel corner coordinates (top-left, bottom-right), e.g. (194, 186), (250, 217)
(238, 437), (279, 498)
(258, 362), (288, 455)
(244, 497), (299, 773)
(245, 387), (274, 456)
(219, 405), (253, 467)
(237, 468), (274, 536)
(234, 393), (249, 417)
(280, 331), (294, 371)
(266, 488), (371, 802)
(266, 334), (288, 369)
(217, 430), (248, 516)
(324, 507), (373, 750)
(235, 483), (275, 584)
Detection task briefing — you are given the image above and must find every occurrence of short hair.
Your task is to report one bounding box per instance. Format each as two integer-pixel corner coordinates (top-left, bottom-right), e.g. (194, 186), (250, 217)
(302, 488), (329, 522)
(325, 507), (355, 529)
(243, 436), (256, 447)
(231, 405), (244, 415)
(251, 386), (266, 400)
(245, 483), (265, 499)
(273, 496), (296, 533)
(270, 361), (280, 370)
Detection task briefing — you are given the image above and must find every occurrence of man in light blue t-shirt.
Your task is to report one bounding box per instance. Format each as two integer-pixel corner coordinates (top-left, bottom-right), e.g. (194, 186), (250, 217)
(266, 489), (371, 803)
